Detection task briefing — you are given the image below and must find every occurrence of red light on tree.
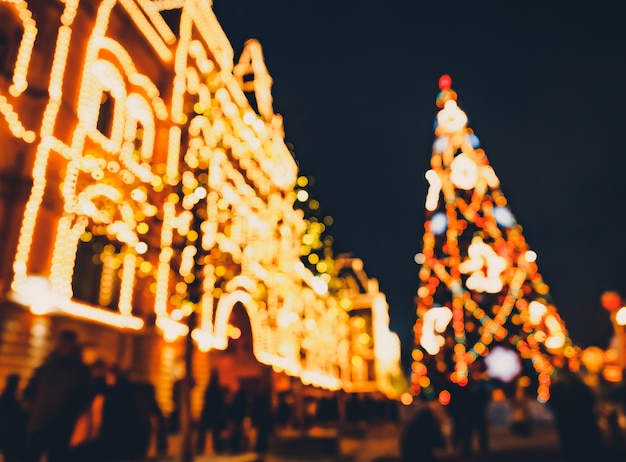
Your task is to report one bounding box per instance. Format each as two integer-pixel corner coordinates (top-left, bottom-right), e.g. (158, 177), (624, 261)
(601, 291), (622, 311)
(438, 74), (452, 90)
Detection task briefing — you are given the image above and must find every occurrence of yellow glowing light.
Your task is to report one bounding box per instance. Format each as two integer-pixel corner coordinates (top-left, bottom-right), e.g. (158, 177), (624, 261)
(352, 316), (365, 329)
(227, 325), (241, 340)
(2, 0), (404, 396)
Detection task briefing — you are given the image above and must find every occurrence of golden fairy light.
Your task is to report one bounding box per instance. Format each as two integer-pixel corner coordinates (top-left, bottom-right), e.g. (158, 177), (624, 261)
(0, 0), (399, 393)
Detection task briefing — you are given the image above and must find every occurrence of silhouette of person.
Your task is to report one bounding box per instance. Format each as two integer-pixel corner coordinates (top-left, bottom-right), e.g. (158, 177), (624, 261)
(275, 391), (293, 428)
(251, 380), (273, 454)
(510, 378), (532, 437)
(228, 383), (249, 453)
(98, 364), (144, 461)
(0, 374), (27, 462)
(549, 366), (606, 461)
(197, 369), (227, 455)
(448, 361), (491, 457)
(22, 329), (92, 462)
(400, 400), (445, 462)
(67, 358), (108, 461)
(169, 376), (183, 435)
(169, 372), (196, 437)
(133, 382), (167, 457)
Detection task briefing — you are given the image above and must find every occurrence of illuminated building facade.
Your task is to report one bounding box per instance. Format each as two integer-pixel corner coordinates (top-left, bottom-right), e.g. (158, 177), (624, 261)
(334, 255), (404, 398)
(0, 0), (402, 415)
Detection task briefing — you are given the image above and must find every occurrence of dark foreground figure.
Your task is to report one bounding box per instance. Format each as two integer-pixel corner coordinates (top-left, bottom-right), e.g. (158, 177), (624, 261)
(400, 401), (445, 462)
(549, 367), (606, 462)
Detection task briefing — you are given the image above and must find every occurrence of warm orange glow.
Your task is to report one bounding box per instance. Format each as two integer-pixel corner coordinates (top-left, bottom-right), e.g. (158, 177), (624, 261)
(438, 389), (451, 406)
(581, 346), (604, 374)
(412, 77), (570, 397)
(400, 392), (414, 406)
(601, 291), (622, 312)
(5, 0), (402, 393)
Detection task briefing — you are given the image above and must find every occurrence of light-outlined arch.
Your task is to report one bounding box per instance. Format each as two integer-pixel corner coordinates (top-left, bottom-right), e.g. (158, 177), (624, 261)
(213, 289), (263, 356)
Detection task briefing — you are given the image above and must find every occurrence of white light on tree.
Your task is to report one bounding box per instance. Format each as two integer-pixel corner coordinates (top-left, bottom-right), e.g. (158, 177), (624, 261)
(459, 237), (507, 293)
(529, 301), (547, 325)
(450, 153), (478, 190)
(425, 169), (442, 211)
(485, 346), (522, 383)
(420, 306), (453, 355)
(436, 99), (467, 133)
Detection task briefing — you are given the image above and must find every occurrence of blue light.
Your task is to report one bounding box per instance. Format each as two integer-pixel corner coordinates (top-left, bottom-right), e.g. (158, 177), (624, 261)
(494, 207), (516, 227)
(432, 137), (449, 153)
(466, 133), (480, 148)
(430, 212), (447, 235)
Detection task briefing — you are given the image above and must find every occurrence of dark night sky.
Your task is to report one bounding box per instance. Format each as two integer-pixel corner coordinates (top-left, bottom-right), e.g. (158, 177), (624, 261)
(211, 0), (626, 355)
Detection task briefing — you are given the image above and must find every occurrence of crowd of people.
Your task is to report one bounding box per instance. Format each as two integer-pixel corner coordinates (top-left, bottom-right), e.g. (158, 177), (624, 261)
(399, 361), (491, 462)
(0, 329), (286, 462)
(398, 358), (616, 462)
(191, 369), (274, 456)
(0, 329), (165, 462)
(3, 328), (618, 462)
(0, 329), (359, 461)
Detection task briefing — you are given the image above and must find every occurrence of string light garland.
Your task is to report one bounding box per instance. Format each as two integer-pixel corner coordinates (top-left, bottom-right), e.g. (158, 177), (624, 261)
(411, 76), (573, 402)
(3, 0), (403, 393)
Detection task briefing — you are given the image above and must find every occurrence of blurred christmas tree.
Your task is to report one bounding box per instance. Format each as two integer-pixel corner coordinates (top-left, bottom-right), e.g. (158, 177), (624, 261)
(411, 76), (574, 402)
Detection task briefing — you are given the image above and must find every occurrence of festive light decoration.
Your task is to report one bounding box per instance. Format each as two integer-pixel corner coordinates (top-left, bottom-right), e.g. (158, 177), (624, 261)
(1, 0), (402, 394)
(332, 256), (405, 398)
(411, 76), (571, 402)
(601, 291), (622, 312)
(484, 346), (522, 383)
(292, 175), (403, 397)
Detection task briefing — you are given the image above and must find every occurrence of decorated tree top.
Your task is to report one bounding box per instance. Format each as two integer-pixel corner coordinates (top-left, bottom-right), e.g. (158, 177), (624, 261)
(411, 76), (574, 402)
